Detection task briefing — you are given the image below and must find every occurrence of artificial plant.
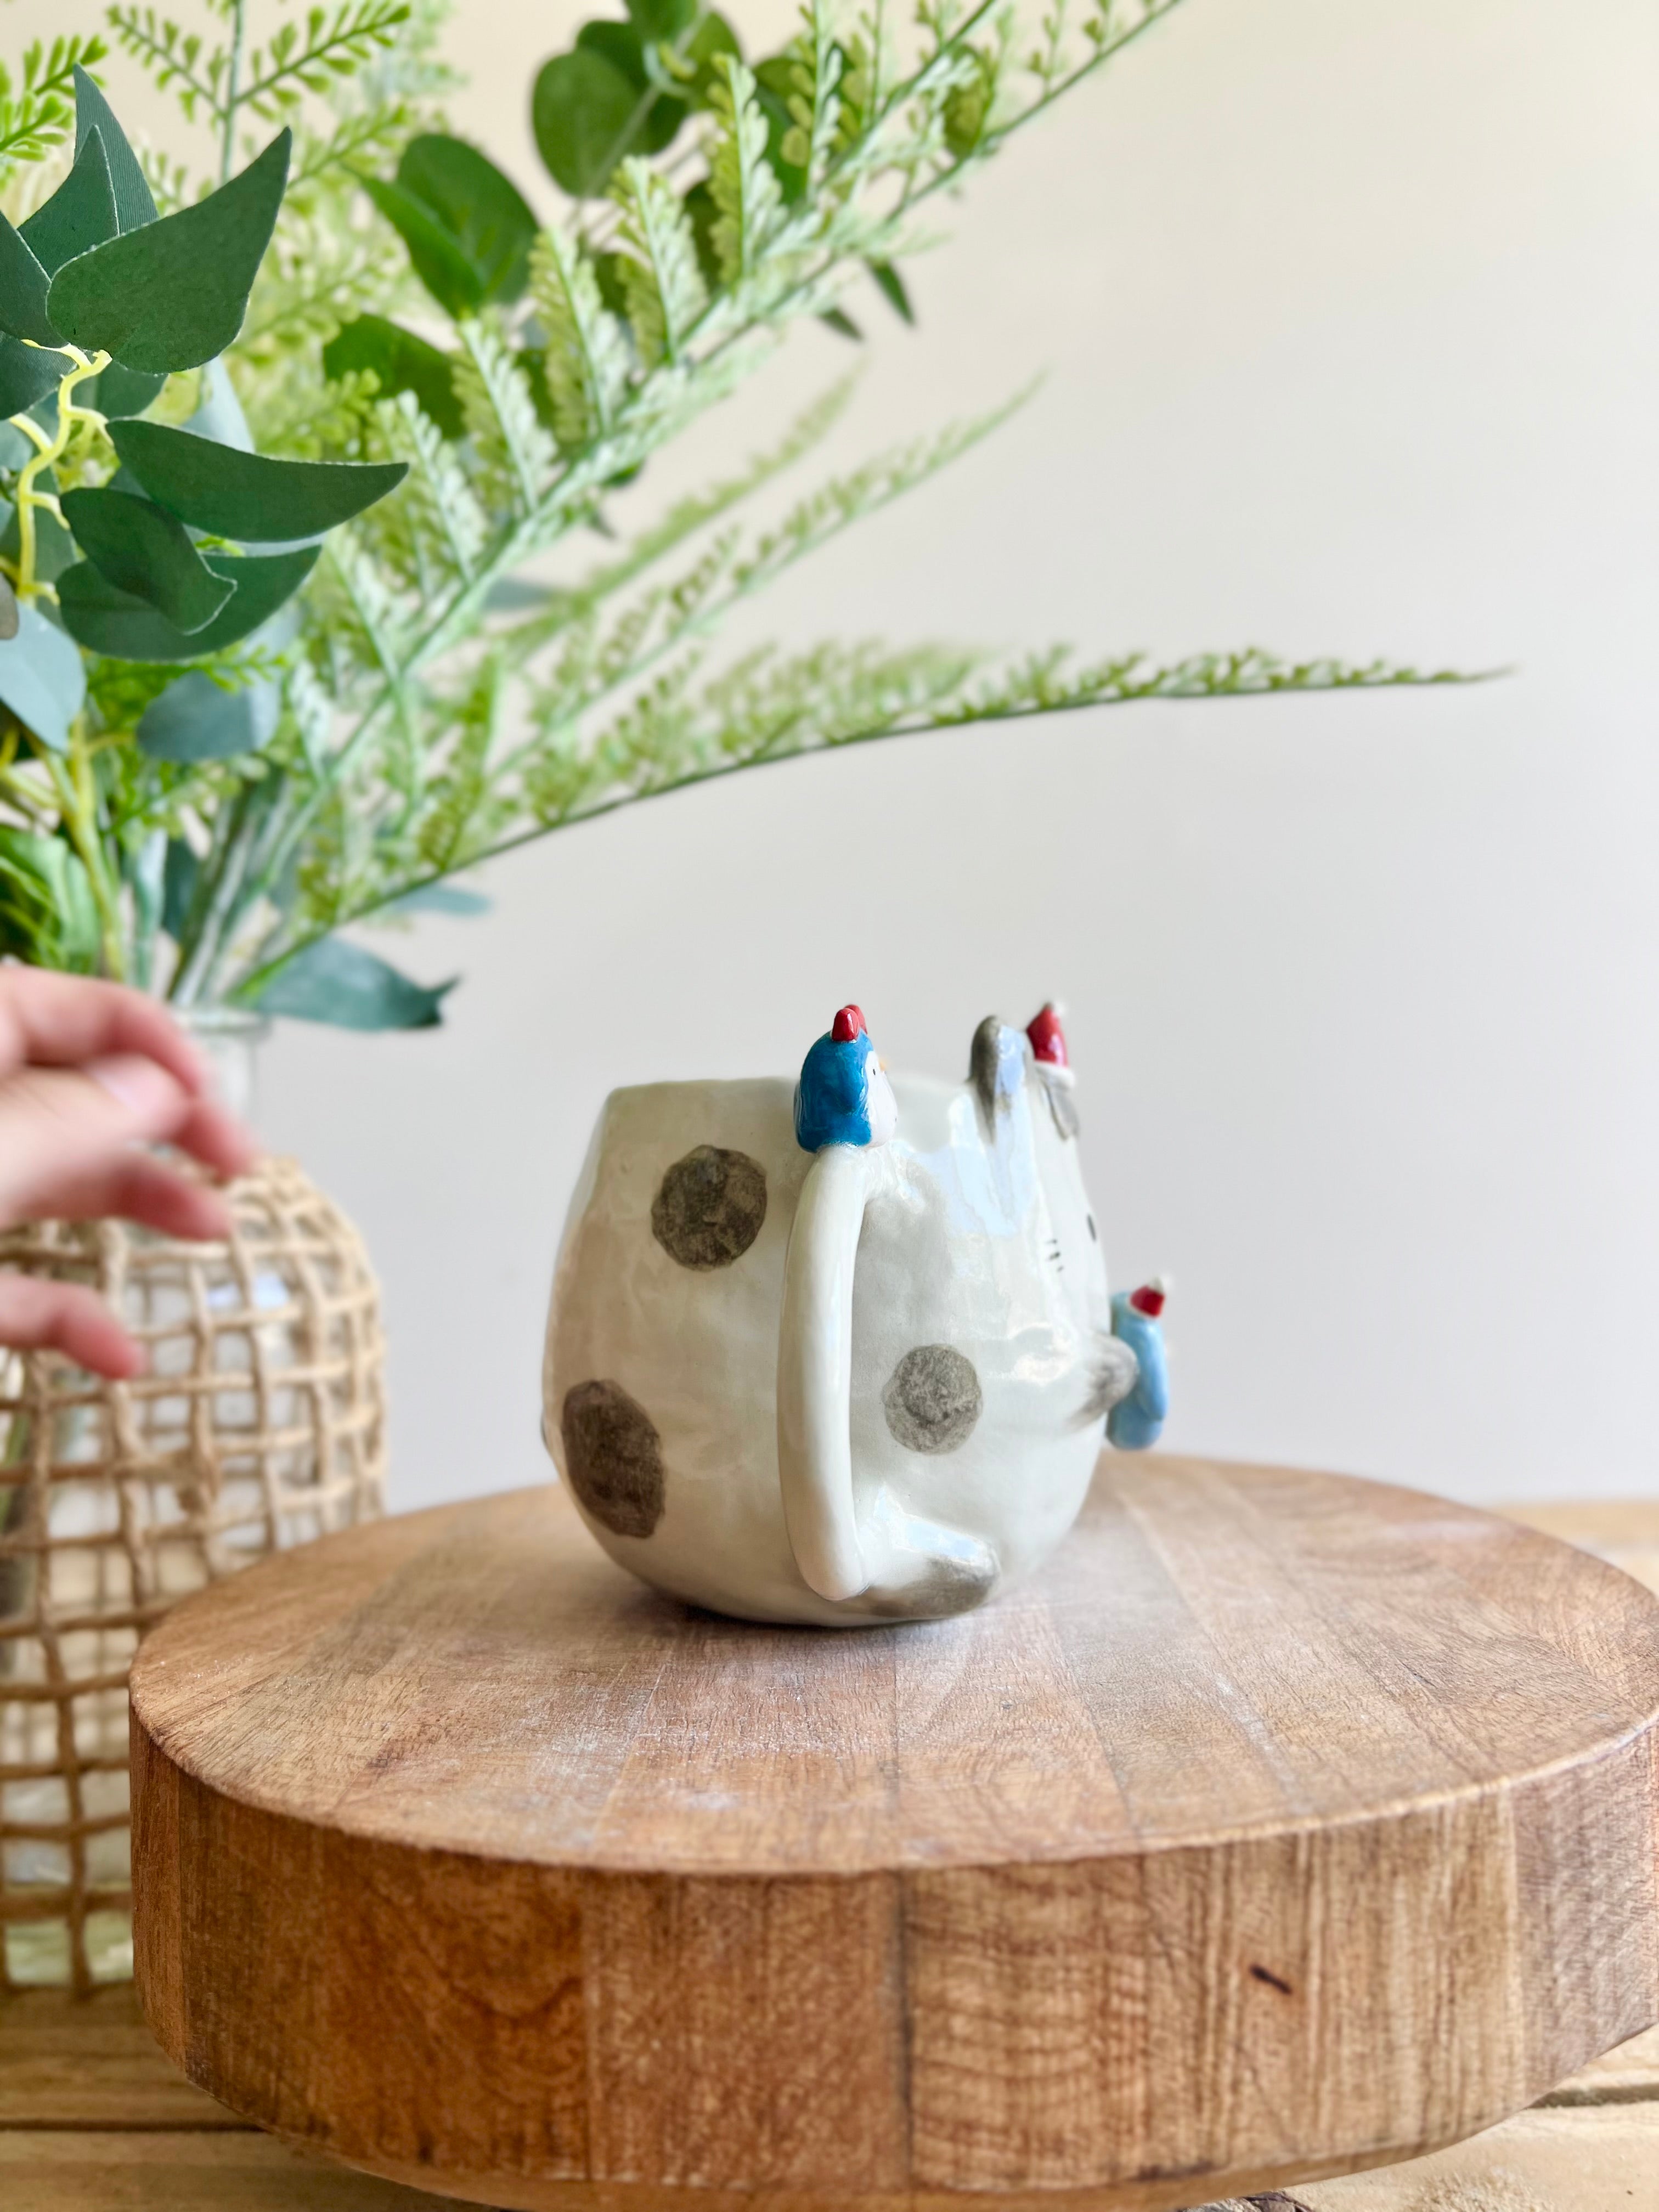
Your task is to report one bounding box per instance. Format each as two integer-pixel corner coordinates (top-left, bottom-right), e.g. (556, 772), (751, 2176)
(0, 0), (1465, 1029)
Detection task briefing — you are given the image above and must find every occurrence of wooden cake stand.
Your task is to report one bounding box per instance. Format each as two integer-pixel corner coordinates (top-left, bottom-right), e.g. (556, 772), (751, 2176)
(128, 1457), (1659, 2212)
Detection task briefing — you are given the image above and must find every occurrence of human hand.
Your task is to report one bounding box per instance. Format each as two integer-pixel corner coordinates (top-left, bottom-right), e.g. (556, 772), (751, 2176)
(0, 968), (257, 1379)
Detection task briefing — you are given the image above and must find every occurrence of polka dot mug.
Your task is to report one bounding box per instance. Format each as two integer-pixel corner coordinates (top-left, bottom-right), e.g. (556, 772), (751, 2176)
(541, 1007), (1167, 1626)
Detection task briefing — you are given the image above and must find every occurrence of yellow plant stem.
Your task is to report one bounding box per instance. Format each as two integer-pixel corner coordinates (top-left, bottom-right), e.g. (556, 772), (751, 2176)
(3, 348), (122, 974)
(8, 346), (110, 602)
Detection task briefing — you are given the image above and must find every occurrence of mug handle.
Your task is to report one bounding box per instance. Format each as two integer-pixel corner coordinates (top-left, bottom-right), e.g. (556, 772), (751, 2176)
(776, 1143), (880, 1601)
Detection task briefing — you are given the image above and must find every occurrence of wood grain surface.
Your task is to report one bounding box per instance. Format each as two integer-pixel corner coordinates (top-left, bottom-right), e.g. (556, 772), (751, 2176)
(127, 1458), (1659, 2212)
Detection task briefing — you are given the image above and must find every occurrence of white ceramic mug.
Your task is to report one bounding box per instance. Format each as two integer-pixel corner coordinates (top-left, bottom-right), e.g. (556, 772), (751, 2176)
(542, 1008), (1165, 1625)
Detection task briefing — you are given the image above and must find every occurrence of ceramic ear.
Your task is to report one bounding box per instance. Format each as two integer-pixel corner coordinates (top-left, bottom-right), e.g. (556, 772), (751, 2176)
(968, 1016), (1026, 1126)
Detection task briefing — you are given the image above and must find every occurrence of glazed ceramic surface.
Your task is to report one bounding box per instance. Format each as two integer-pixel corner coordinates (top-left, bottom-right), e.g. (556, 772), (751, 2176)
(543, 1013), (1160, 1625)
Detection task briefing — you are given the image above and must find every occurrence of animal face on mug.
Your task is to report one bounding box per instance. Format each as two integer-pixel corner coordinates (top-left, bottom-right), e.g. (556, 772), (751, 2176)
(543, 1004), (1168, 1626)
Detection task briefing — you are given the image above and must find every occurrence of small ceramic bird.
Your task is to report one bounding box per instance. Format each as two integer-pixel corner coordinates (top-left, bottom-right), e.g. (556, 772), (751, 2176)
(1108, 1280), (1170, 1450)
(795, 1005), (899, 1152)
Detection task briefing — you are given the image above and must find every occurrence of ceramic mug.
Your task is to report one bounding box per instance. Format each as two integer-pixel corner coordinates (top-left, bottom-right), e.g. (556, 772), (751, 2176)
(541, 1005), (1167, 1626)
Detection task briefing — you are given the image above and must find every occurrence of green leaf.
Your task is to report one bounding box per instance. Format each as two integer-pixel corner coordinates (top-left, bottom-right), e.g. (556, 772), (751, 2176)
(0, 215), (58, 346)
(625, 0), (697, 40)
(138, 670), (279, 761)
(819, 306), (861, 341)
(0, 337), (63, 417)
(359, 178), (478, 319)
(83, 359), (166, 420)
(161, 837), (198, 940)
(20, 128), (117, 275)
(110, 420), (407, 543)
(47, 130), (290, 373)
(868, 260), (914, 325)
(60, 487), (235, 635)
(324, 314), (464, 439)
(72, 64), (157, 234)
(0, 576), (15, 642)
(684, 12), (742, 106)
(533, 48), (641, 198)
(0, 603), (87, 751)
(385, 882), (490, 916)
(249, 935), (456, 1029)
(577, 20), (649, 86)
(57, 544), (320, 662)
(573, 23), (685, 149)
(0, 827), (100, 973)
(397, 136), (538, 304)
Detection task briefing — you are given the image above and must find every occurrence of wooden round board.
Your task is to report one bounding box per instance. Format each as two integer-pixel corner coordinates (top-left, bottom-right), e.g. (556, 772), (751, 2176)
(129, 1457), (1659, 2212)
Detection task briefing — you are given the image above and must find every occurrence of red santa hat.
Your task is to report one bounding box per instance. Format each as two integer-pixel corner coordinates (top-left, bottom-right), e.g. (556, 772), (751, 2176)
(1026, 1002), (1070, 1074)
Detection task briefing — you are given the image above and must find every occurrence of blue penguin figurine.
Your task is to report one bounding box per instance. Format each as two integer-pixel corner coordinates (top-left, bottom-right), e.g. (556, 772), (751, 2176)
(1108, 1281), (1170, 1450)
(795, 1004), (898, 1152)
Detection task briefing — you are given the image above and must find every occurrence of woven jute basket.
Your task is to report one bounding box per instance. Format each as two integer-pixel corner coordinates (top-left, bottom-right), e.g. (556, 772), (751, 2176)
(0, 1155), (385, 1991)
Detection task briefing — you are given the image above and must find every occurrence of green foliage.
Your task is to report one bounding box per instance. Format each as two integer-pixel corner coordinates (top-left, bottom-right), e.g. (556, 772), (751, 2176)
(61, 485), (235, 632)
(0, 37), (108, 188)
(323, 313), (462, 436)
(0, 0), (1479, 1034)
(49, 130), (290, 370)
(111, 418), (407, 537)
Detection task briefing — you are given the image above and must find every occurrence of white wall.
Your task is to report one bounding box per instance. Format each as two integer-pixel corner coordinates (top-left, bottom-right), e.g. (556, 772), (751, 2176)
(35, 0), (1659, 1507)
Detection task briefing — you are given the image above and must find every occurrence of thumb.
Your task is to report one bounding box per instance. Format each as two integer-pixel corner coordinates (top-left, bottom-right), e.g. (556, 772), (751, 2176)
(0, 1054), (193, 1227)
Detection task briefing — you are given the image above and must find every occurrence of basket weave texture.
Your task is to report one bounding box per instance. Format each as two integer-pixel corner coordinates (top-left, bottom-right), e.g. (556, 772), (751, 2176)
(0, 1154), (385, 1991)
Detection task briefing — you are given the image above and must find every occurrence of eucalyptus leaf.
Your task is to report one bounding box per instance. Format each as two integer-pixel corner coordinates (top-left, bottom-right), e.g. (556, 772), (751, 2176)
(110, 421), (406, 542)
(533, 48), (642, 198)
(0, 603), (87, 751)
(72, 64), (157, 233)
(362, 176), (484, 319)
(0, 826), (100, 972)
(83, 359), (166, 420)
(250, 934), (456, 1029)
(20, 128), (117, 274)
(48, 130), (290, 374)
(574, 21), (685, 147)
(396, 136), (537, 305)
(625, 0), (698, 40)
(324, 315), (463, 439)
(138, 670), (280, 761)
(0, 337), (63, 419)
(0, 217), (58, 346)
(58, 544), (321, 662)
(61, 487), (236, 635)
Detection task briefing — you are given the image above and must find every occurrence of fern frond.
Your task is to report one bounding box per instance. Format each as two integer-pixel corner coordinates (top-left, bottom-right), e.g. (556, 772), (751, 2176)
(381, 391), (489, 582)
(528, 227), (631, 452)
(708, 59), (784, 286)
(239, 3), (411, 122)
(612, 159), (708, 369)
(0, 34), (109, 179)
(452, 321), (558, 518)
(107, 9), (219, 122)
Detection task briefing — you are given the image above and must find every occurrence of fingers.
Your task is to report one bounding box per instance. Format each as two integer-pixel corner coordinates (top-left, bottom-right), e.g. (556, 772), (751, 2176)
(0, 1276), (143, 1380)
(0, 1056), (196, 1227)
(0, 968), (210, 1096)
(173, 1094), (257, 1181)
(10, 1149), (234, 1242)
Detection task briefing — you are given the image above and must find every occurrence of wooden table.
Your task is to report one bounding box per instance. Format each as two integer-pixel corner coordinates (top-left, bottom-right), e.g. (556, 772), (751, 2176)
(4, 1490), (1659, 2211)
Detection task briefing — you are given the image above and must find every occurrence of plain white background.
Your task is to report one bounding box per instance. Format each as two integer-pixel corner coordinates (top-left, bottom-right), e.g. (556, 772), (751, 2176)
(28, 0), (1659, 1509)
